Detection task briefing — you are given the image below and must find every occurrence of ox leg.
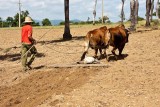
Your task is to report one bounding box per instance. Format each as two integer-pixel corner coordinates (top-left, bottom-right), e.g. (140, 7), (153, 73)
(103, 48), (108, 60)
(94, 49), (98, 59)
(102, 48), (108, 61)
(103, 48), (107, 57)
(118, 44), (125, 56)
(97, 48), (103, 60)
(112, 47), (118, 60)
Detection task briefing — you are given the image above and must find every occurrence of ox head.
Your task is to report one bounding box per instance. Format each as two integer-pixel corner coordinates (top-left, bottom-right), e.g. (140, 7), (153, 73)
(124, 28), (131, 43)
(126, 28), (131, 34)
(104, 29), (111, 47)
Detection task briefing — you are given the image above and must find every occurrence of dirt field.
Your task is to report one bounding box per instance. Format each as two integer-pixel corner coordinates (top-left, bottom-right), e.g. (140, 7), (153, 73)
(0, 25), (160, 107)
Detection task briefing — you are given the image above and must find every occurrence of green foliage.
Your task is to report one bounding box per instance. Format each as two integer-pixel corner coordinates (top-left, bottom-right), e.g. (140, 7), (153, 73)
(0, 10), (40, 27)
(32, 22), (40, 26)
(152, 12), (156, 16)
(13, 10), (29, 26)
(0, 17), (8, 27)
(152, 19), (159, 26)
(153, 3), (160, 18)
(158, 7), (160, 18)
(137, 16), (145, 21)
(59, 20), (112, 25)
(0, 17), (2, 22)
(59, 21), (65, 25)
(0, 17), (1, 26)
(99, 16), (109, 23)
(6, 17), (14, 27)
(152, 10), (160, 17)
(127, 16), (144, 21)
(59, 16), (110, 25)
(42, 18), (52, 26)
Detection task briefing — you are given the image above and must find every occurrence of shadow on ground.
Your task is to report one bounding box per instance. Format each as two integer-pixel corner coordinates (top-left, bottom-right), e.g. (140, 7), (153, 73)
(0, 53), (45, 61)
(97, 54), (128, 61)
(38, 36), (84, 45)
(107, 54), (129, 61)
(34, 65), (46, 70)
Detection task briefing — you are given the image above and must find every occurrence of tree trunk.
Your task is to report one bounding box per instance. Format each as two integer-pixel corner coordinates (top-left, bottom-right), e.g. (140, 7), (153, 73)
(63, 0), (72, 40)
(135, 0), (139, 24)
(93, 0), (97, 25)
(150, 0), (155, 22)
(102, 0), (104, 24)
(156, 0), (160, 19)
(130, 0), (136, 31)
(121, 0), (125, 23)
(146, 0), (151, 27)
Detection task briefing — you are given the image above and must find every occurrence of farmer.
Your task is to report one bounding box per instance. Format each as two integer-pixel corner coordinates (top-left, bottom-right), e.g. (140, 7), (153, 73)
(21, 16), (37, 71)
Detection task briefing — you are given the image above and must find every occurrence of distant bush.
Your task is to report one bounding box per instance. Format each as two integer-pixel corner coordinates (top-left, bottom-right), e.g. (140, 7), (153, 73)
(59, 21), (65, 25)
(59, 20), (112, 25)
(42, 18), (52, 26)
(127, 16), (145, 21)
(138, 16), (145, 21)
(152, 19), (159, 26)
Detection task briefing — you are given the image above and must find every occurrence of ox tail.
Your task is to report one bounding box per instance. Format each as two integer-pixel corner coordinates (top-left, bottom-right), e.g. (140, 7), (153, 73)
(80, 34), (91, 61)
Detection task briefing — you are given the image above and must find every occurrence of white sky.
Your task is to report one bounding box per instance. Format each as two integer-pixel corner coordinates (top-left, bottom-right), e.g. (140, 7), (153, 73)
(0, 0), (156, 22)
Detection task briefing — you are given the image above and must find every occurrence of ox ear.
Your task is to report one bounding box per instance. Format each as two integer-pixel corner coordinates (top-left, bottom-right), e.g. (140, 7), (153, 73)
(126, 28), (132, 34)
(128, 31), (131, 34)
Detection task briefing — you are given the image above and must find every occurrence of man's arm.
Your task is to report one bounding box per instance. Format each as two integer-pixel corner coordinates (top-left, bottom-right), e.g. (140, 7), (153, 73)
(28, 26), (36, 44)
(29, 36), (36, 44)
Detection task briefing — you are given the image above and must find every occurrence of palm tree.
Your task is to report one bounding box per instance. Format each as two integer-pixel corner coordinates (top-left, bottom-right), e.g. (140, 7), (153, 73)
(63, 0), (72, 40)
(121, 0), (125, 23)
(146, 0), (151, 27)
(130, 0), (136, 30)
(93, 0), (97, 25)
(135, 0), (139, 24)
(150, 0), (155, 22)
(156, 0), (160, 19)
(102, 0), (104, 24)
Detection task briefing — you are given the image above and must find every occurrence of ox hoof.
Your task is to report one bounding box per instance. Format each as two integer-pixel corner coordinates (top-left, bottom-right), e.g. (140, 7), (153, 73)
(93, 55), (98, 59)
(97, 56), (101, 60)
(105, 56), (109, 61)
(115, 56), (118, 60)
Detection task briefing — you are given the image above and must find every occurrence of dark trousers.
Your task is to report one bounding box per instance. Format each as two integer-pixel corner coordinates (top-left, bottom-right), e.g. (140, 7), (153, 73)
(21, 43), (37, 68)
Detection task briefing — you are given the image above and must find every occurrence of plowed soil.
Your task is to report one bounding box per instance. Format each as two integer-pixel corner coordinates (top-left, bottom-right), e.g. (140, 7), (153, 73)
(0, 25), (160, 107)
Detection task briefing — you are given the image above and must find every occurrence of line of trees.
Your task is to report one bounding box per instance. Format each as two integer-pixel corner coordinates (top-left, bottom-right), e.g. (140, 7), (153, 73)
(0, 10), (40, 27)
(0, 10), (53, 28)
(59, 16), (111, 25)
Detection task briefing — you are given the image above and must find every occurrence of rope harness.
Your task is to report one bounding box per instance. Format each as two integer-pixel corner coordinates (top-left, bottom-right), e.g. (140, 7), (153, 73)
(44, 44), (83, 55)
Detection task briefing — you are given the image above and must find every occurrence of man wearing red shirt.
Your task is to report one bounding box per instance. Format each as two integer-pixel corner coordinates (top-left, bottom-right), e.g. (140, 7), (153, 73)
(21, 16), (37, 71)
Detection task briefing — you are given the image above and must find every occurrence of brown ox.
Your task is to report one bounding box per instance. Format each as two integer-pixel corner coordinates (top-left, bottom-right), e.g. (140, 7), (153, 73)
(108, 24), (130, 60)
(80, 26), (110, 61)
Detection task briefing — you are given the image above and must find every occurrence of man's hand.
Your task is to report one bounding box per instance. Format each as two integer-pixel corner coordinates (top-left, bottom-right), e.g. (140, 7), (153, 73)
(29, 36), (36, 45)
(32, 39), (37, 45)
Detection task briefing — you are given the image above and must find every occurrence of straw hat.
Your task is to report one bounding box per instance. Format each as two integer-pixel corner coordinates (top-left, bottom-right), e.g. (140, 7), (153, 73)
(24, 16), (33, 23)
